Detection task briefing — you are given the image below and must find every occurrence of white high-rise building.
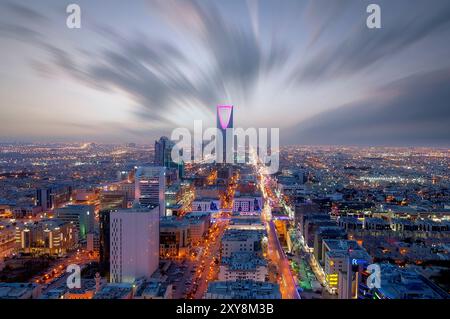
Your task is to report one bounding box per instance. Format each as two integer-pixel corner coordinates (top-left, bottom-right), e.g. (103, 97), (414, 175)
(110, 206), (160, 284)
(135, 166), (166, 216)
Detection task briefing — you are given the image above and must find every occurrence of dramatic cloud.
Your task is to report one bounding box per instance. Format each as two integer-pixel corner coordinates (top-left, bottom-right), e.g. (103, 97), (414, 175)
(5, 2), (48, 23)
(0, 0), (449, 144)
(0, 0), (290, 125)
(287, 68), (450, 146)
(293, 0), (450, 83)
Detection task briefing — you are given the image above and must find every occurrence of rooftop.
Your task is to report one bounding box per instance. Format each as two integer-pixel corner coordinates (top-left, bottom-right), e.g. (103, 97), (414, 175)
(0, 283), (39, 299)
(376, 263), (449, 299)
(222, 229), (266, 242)
(323, 239), (363, 252)
(93, 283), (133, 299)
(221, 252), (267, 270)
(206, 280), (281, 299)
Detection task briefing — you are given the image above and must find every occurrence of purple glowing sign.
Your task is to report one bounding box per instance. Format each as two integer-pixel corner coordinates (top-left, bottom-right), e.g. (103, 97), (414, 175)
(217, 105), (233, 130)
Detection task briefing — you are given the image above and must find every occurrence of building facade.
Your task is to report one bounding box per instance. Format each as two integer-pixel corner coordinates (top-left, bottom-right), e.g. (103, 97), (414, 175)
(110, 206), (160, 283)
(135, 166), (166, 216)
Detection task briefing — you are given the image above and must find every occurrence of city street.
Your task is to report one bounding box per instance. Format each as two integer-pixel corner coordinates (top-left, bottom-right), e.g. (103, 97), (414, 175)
(253, 152), (300, 299)
(265, 219), (300, 299)
(193, 220), (227, 299)
(33, 250), (96, 293)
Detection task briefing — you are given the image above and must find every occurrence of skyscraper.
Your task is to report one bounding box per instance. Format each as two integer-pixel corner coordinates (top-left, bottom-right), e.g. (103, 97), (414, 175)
(216, 105), (234, 163)
(110, 205), (159, 283)
(99, 210), (111, 280)
(154, 136), (176, 167)
(135, 166), (166, 216)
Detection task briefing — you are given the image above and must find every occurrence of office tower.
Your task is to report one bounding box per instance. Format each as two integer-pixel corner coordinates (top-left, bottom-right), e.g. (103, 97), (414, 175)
(15, 219), (77, 255)
(54, 205), (95, 241)
(216, 105), (234, 163)
(118, 181), (135, 202)
(110, 206), (159, 283)
(0, 223), (15, 260)
(36, 185), (72, 210)
(99, 210), (111, 280)
(313, 226), (348, 264)
(154, 136), (176, 167)
(135, 166), (166, 216)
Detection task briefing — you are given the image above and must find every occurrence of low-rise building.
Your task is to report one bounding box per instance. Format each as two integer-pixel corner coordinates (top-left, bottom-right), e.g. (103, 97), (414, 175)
(219, 252), (268, 282)
(93, 283), (134, 299)
(134, 279), (172, 299)
(184, 212), (211, 243)
(191, 198), (220, 213)
(64, 278), (103, 299)
(205, 280), (281, 299)
(232, 194), (263, 213)
(221, 229), (265, 257)
(0, 283), (41, 299)
(374, 263), (448, 299)
(160, 217), (190, 258)
(15, 219), (77, 255)
(364, 217), (390, 233)
(0, 221), (16, 259)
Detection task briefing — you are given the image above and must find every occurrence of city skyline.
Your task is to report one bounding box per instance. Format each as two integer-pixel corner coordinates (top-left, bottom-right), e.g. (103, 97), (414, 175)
(0, 0), (450, 146)
(1, 142), (448, 300)
(1, 0), (450, 305)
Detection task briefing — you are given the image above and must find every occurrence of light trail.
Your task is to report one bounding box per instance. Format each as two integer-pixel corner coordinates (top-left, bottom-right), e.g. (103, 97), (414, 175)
(250, 149), (300, 299)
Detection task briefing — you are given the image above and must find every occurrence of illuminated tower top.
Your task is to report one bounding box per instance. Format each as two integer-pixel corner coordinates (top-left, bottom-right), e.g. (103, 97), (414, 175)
(217, 105), (233, 130)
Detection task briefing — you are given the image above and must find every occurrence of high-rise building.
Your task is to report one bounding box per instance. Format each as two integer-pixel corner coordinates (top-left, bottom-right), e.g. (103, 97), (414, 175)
(216, 105), (234, 163)
(154, 136), (176, 167)
(99, 210), (111, 280)
(135, 166), (166, 216)
(36, 185), (72, 210)
(110, 206), (159, 284)
(321, 239), (372, 294)
(54, 205), (95, 241)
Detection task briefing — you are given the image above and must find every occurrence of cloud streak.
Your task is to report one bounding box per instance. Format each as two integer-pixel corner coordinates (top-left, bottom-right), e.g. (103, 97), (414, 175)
(287, 68), (450, 146)
(1, 0), (450, 145)
(293, 0), (450, 83)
